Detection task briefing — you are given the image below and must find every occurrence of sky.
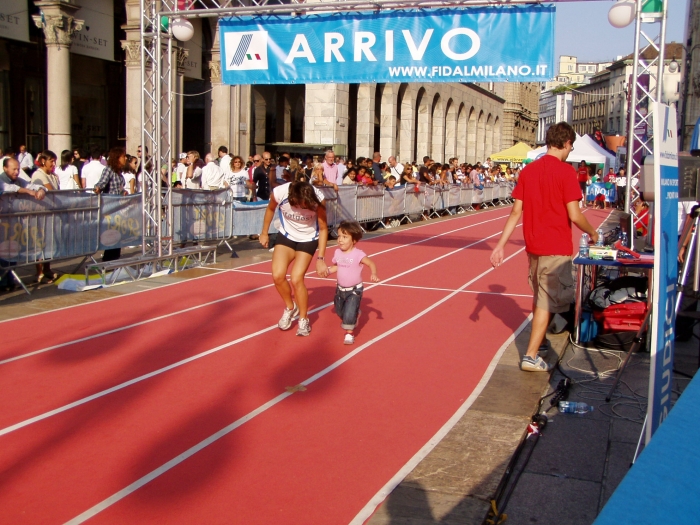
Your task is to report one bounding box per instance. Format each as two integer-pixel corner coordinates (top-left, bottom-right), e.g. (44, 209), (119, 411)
(555, 0), (689, 64)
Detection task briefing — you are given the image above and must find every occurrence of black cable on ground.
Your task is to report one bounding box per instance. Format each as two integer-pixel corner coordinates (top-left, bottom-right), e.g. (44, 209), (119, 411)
(485, 354), (571, 524)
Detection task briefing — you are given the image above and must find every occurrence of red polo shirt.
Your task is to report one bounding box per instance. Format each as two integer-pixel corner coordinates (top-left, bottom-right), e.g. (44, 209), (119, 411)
(512, 155), (583, 256)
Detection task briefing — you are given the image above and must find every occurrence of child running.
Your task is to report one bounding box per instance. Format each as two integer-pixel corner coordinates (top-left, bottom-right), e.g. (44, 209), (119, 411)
(327, 220), (379, 344)
(260, 178), (329, 336)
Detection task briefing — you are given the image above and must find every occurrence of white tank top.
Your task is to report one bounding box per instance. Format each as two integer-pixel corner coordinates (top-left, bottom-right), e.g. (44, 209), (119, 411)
(273, 182), (325, 242)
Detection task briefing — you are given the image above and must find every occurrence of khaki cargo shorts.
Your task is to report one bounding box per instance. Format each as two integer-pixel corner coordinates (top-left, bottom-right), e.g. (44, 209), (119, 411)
(528, 254), (575, 314)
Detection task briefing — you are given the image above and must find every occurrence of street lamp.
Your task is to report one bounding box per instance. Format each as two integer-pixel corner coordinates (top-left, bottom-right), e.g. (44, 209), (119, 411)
(171, 18), (194, 41)
(608, 0), (636, 28)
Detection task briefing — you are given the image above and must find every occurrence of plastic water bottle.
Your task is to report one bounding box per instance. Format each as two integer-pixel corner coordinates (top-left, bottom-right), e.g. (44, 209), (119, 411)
(579, 233), (589, 258)
(619, 230), (628, 248)
(596, 228), (604, 246)
(558, 401), (594, 414)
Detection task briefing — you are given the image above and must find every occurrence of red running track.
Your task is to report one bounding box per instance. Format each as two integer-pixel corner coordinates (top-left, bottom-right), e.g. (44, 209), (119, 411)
(0, 207), (611, 525)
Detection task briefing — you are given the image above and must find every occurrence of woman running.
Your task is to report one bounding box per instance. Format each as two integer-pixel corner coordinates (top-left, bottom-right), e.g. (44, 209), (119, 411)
(260, 179), (329, 336)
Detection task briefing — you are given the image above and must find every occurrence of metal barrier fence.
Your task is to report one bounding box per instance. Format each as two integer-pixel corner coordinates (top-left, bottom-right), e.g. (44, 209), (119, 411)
(0, 182), (515, 279)
(0, 191), (100, 265)
(171, 188), (233, 243)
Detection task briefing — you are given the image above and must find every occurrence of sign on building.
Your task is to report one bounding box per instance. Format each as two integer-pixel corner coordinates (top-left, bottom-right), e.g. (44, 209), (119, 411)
(1, 0), (30, 43)
(219, 6), (555, 85)
(71, 0), (114, 62)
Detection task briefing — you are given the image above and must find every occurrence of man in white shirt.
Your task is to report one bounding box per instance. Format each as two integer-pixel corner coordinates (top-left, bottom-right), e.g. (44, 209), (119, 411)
(176, 153), (188, 183)
(218, 146), (232, 178)
(17, 145), (34, 176)
(81, 147), (106, 191)
(1, 158), (46, 198)
(201, 153), (223, 190)
(615, 167), (626, 209)
(322, 150), (341, 185)
(387, 156), (404, 183)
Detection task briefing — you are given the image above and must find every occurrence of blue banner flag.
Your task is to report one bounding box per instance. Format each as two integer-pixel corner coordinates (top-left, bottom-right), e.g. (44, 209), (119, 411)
(219, 6), (555, 85)
(647, 102), (679, 443)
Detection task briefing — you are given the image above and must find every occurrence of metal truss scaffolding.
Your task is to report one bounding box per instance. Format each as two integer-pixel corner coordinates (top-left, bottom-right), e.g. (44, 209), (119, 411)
(625, 0), (668, 229)
(140, 0), (670, 252)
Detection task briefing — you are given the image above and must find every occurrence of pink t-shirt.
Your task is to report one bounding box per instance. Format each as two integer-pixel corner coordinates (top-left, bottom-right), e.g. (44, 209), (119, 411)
(333, 247), (367, 288)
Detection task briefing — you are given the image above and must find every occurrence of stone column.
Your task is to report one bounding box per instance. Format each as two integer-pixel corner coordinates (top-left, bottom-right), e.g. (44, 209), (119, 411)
(304, 84), (349, 156)
(354, 84), (375, 159)
(33, 1), (83, 154)
(379, 84), (397, 159)
(174, 46), (188, 156)
(120, 0), (141, 156)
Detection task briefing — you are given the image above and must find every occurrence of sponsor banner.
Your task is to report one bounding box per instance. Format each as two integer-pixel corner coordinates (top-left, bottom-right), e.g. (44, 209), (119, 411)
(647, 103), (679, 443)
(0, 191), (100, 263)
(1, 0), (29, 43)
(219, 6), (555, 85)
(71, 0), (114, 62)
(99, 194), (142, 249)
(586, 182), (617, 203)
(171, 188), (232, 243)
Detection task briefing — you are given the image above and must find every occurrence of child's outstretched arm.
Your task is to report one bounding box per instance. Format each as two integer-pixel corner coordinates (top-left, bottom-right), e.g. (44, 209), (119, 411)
(327, 265), (338, 275)
(361, 256), (379, 282)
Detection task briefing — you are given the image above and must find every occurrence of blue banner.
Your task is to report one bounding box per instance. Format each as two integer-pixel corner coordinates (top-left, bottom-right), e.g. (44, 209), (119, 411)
(586, 182), (617, 203)
(647, 103), (679, 443)
(220, 6), (555, 85)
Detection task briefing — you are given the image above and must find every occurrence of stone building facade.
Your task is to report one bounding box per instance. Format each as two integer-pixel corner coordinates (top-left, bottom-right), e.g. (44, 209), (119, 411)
(1, 1), (508, 165)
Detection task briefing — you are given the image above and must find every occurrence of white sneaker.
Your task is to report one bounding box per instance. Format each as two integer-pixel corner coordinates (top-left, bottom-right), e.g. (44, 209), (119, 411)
(344, 334), (354, 345)
(278, 303), (298, 331)
(296, 317), (311, 336)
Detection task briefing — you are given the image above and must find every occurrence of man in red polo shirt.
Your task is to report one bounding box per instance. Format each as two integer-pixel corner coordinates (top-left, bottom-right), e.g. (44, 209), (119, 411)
(490, 122), (599, 372)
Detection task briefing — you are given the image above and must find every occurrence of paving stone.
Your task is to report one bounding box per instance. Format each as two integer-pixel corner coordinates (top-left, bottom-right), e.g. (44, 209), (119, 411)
(600, 441), (636, 510)
(524, 415), (609, 482)
(367, 485), (490, 525)
(404, 410), (529, 500)
(609, 417), (644, 444)
(503, 472), (601, 525)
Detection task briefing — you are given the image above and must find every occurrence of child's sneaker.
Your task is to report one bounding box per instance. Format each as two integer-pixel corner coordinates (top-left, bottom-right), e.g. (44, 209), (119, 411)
(521, 355), (552, 372)
(296, 317), (311, 336)
(278, 303), (298, 331)
(344, 334), (354, 345)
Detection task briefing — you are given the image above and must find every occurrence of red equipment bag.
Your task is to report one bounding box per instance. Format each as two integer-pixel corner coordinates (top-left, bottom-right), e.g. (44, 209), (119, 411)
(592, 302), (647, 332)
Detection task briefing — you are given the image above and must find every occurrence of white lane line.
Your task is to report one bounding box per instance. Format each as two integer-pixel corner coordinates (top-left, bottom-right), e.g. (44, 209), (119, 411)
(2, 213), (510, 366)
(62, 246), (527, 525)
(1, 225), (517, 438)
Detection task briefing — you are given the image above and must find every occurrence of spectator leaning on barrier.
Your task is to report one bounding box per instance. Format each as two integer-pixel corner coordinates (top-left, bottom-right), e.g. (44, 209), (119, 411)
(322, 150), (340, 186)
(490, 122), (599, 372)
(201, 153), (223, 190)
(32, 151), (61, 283)
(387, 156), (404, 182)
(31, 150), (60, 191)
(1, 157), (46, 200)
(94, 147), (128, 263)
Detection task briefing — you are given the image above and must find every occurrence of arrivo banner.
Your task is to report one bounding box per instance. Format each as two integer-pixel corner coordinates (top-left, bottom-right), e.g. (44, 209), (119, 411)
(219, 6), (555, 85)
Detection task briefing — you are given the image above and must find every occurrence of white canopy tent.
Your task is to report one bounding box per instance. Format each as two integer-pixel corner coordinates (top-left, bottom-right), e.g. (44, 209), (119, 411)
(527, 134), (616, 172)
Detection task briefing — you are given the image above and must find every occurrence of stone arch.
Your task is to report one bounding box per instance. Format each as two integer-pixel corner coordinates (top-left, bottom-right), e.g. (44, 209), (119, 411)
(431, 93), (443, 162)
(485, 113), (494, 159)
(456, 103), (467, 162)
(285, 85), (305, 143)
(414, 87), (430, 163)
(467, 106), (477, 162)
(476, 110), (485, 162)
(397, 83), (414, 163)
(444, 98), (457, 163)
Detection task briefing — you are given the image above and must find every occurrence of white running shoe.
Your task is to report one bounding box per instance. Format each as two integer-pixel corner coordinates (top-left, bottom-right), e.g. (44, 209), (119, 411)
(278, 303), (299, 331)
(296, 317), (311, 336)
(344, 334), (355, 345)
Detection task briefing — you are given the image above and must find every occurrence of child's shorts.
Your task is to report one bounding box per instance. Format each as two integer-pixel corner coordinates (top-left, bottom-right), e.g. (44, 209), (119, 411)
(334, 284), (363, 330)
